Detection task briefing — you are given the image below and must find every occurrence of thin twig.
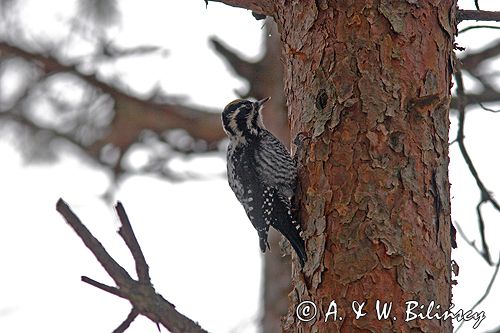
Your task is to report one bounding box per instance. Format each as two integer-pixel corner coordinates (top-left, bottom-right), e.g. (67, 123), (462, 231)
(479, 102), (500, 113)
(204, 0), (273, 15)
(116, 201), (151, 283)
(476, 202), (492, 264)
(454, 221), (484, 258)
(113, 308), (140, 333)
(458, 25), (500, 34)
(454, 252), (500, 333)
(454, 71), (496, 265)
(81, 276), (124, 298)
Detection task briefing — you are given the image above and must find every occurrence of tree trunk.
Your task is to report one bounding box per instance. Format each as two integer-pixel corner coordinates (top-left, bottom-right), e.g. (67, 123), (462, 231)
(213, 0), (456, 331)
(275, 1), (456, 332)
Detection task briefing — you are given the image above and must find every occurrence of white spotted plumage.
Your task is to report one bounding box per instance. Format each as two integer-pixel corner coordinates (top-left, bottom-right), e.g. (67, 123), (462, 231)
(222, 97), (307, 267)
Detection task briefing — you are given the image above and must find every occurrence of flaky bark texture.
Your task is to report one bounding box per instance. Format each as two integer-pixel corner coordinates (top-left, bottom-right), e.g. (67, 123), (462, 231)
(273, 1), (456, 332)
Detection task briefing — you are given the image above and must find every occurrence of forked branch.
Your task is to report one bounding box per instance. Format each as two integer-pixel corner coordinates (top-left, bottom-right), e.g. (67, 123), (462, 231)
(56, 199), (208, 333)
(454, 71), (500, 266)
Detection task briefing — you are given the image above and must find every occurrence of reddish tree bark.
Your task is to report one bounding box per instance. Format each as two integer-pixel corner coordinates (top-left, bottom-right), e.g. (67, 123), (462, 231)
(212, 0), (456, 332)
(280, 1), (456, 331)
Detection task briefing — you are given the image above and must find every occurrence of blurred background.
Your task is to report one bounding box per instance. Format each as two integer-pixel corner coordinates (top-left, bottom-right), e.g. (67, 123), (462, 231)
(0, 0), (500, 332)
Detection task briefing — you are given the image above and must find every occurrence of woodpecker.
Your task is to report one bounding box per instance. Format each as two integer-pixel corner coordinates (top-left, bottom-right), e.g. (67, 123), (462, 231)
(222, 97), (307, 267)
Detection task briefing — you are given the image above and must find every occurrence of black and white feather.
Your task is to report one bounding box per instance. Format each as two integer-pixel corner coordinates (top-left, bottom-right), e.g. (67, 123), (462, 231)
(222, 97), (307, 267)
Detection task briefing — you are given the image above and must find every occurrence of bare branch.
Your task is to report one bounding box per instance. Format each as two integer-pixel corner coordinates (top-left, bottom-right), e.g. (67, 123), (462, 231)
(56, 199), (133, 285)
(454, 221), (485, 258)
(476, 202), (492, 264)
(454, 71), (499, 265)
(115, 202), (151, 283)
(56, 198), (208, 333)
(450, 89), (500, 111)
(459, 25), (500, 34)
(449, 40), (500, 115)
(478, 102), (500, 113)
(211, 37), (256, 82)
(458, 10), (500, 23)
(0, 41), (225, 148)
(204, 0), (273, 16)
(81, 276), (124, 298)
(113, 308), (140, 333)
(461, 40), (500, 73)
(0, 39), (227, 182)
(455, 252), (499, 333)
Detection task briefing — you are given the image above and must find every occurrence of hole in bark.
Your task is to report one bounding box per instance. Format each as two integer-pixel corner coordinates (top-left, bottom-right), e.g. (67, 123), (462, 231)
(389, 132), (404, 153)
(315, 89), (328, 110)
(389, 133), (399, 147)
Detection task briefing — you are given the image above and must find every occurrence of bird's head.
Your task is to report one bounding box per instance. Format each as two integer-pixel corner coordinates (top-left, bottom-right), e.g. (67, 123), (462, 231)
(222, 97), (270, 138)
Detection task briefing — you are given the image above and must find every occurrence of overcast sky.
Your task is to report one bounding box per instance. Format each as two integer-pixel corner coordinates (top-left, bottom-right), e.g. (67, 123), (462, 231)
(1, 1), (500, 332)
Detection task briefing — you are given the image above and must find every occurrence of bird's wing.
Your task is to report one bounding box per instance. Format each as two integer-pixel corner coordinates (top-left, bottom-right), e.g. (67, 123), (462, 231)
(254, 130), (297, 199)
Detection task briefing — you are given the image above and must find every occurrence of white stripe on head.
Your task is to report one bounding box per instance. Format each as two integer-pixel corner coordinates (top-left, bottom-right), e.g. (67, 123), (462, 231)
(228, 108), (246, 143)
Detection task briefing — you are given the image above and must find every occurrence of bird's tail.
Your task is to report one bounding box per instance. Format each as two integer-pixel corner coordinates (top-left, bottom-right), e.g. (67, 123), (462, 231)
(275, 220), (307, 267)
(272, 200), (307, 267)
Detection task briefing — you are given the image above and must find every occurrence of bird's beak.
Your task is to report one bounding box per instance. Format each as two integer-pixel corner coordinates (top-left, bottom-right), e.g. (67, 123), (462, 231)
(255, 97), (271, 108)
